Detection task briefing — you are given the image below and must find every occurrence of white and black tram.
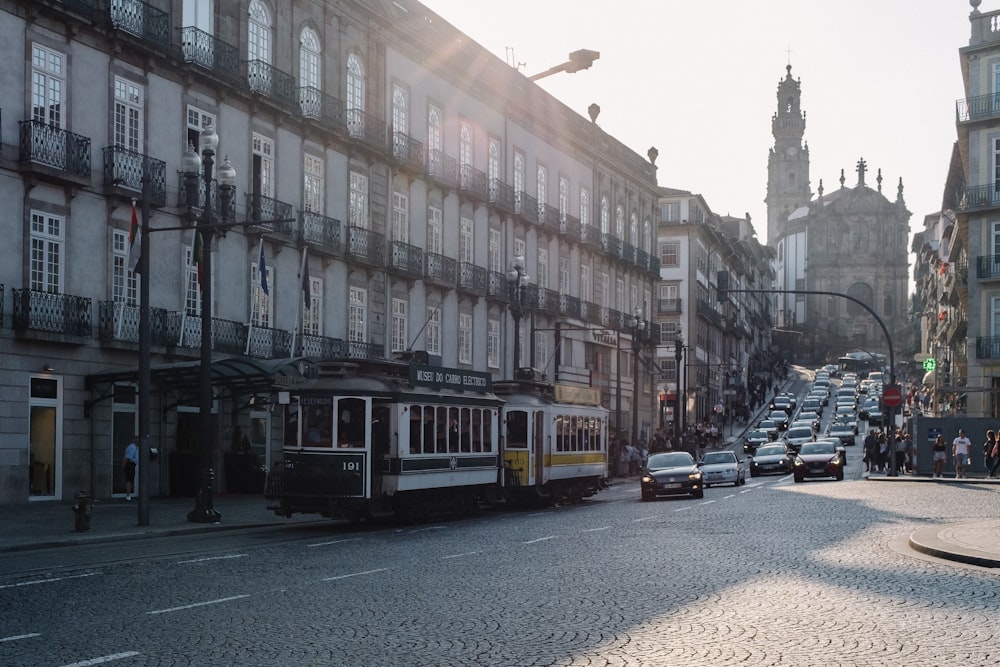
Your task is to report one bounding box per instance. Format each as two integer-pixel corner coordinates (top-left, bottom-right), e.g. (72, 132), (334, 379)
(264, 358), (609, 520)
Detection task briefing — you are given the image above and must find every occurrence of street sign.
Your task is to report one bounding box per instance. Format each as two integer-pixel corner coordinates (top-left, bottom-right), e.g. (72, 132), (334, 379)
(882, 384), (903, 409)
(922, 358), (936, 372)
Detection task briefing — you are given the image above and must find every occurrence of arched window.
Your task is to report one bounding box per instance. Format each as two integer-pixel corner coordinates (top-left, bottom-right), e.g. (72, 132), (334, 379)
(299, 27), (321, 91)
(600, 195), (609, 234)
(642, 218), (651, 252)
(630, 212), (638, 246)
(248, 1), (271, 64)
(615, 205), (624, 239)
(580, 189), (590, 227)
(347, 52), (364, 111)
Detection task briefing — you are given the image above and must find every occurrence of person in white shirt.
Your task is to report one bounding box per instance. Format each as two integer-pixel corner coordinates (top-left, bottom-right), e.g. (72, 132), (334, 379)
(952, 429), (972, 479)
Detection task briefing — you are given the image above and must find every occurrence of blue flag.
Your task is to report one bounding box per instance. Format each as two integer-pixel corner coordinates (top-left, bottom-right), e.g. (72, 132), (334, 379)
(258, 237), (269, 296)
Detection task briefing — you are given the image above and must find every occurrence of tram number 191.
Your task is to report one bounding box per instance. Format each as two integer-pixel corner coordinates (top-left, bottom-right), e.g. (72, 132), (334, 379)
(342, 460), (360, 471)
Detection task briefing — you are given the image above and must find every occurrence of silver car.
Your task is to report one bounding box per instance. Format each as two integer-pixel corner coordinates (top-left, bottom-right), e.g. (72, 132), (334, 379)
(699, 450), (746, 487)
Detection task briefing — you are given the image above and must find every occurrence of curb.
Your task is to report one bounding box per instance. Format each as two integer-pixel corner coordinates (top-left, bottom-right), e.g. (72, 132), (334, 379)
(908, 522), (1000, 569)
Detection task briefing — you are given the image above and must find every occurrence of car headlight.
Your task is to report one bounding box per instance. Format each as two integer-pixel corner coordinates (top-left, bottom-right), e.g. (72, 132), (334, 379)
(793, 458), (804, 467)
(688, 472), (702, 481)
(641, 476), (654, 484)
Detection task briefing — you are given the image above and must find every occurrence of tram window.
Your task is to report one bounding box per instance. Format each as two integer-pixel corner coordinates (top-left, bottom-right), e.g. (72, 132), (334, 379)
(471, 409), (482, 452)
(302, 401), (333, 448)
(448, 407), (460, 452)
(506, 410), (527, 448)
(460, 408), (472, 452)
(436, 406), (448, 453)
(555, 415), (564, 452)
(423, 406), (435, 454)
(336, 397), (366, 448)
(483, 410), (493, 453)
(409, 405), (421, 454)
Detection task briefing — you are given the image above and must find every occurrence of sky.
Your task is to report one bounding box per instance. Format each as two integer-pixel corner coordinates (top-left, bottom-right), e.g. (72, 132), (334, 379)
(420, 0), (976, 247)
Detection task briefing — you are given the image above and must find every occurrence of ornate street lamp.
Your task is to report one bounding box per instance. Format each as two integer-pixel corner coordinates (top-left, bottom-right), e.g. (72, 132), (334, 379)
(506, 254), (529, 374)
(630, 307), (646, 448)
(673, 335), (684, 440)
(182, 123), (236, 523)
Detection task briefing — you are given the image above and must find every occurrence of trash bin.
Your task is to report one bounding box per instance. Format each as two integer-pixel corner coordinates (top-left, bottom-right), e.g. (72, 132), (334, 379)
(72, 490), (92, 532)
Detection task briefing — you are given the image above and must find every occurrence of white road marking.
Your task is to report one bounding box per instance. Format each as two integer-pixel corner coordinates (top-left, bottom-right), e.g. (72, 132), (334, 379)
(322, 568), (389, 581)
(522, 535), (556, 544)
(59, 652), (141, 666)
(0, 573), (96, 590)
(0, 633), (41, 642)
(632, 516), (656, 523)
(176, 554), (247, 564)
(674, 506), (692, 512)
(147, 595), (250, 615)
(699, 500), (715, 505)
(582, 526), (611, 532)
(406, 525), (445, 534)
(307, 537), (362, 548)
(441, 551), (480, 560)
(722, 494), (736, 499)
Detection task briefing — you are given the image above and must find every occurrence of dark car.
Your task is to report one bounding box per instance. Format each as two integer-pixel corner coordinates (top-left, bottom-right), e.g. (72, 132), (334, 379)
(757, 419), (780, 441)
(744, 428), (772, 454)
(793, 440), (845, 482)
(770, 396), (793, 414)
(749, 443), (794, 477)
(767, 410), (790, 431)
(640, 451), (704, 500)
(828, 421), (857, 446)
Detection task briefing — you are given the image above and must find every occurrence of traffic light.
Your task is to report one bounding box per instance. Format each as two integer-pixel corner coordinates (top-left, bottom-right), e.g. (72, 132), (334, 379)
(717, 271), (729, 302)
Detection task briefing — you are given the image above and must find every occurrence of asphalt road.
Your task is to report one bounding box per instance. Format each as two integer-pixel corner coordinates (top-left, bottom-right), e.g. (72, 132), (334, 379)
(2, 451), (998, 667)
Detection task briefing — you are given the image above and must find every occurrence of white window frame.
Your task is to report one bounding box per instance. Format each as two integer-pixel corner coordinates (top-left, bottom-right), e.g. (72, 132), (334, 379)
(250, 256), (272, 328)
(112, 229), (137, 306)
(537, 248), (548, 289)
(391, 297), (408, 353)
(30, 211), (62, 294)
(427, 205), (443, 254)
(426, 305), (441, 356)
(460, 217), (473, 264)
(488, 137), (500, 184)
(248, 1), (271, 64)
(299, 27), (320, 90)
(459, 313), (473, 364)
(252, 133), (274, 198)
(392, 191), (409, 242)
(350, 170), (369, 228)
(113, 76), (142, 152)
(346, 52), (365, 111)
(580, 188), (590, 228)
(559, 255), (569, 293)
(487, 318), (500, 369)
(488, 228), (501, 272)
(31, 44), (64, 127)
(303, 276), (322, 336)
(349, 286), (366, 342)
(303, 154), (324, 213)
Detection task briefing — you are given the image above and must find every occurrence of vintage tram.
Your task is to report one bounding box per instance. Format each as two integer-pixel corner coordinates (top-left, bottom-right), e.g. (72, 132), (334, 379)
(264, 358), (608, 520)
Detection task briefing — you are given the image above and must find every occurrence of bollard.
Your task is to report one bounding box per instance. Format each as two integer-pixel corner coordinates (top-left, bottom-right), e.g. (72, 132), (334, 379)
(72, 490), (92, 532)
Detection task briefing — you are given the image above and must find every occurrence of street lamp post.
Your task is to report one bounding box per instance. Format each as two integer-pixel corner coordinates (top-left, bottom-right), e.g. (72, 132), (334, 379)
(182, 123), (236, 523)
(630, 308), (646, 448)
(673, 335), (684, 442)
(506, 254), (528, 375)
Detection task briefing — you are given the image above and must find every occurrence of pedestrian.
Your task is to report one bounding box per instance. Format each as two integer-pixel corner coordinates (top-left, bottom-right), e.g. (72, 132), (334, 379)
(952, 429), (972, 479)
(932, 433), (948, 478)
(983, 430), (996, 477)
(628, 441), (642, 476)
(863, 429), (878, 473)
(877, 431), (889, 472)
(990, 436), (1000, 478)
(902, 432), (915, 474)
(122, 435), (139, 501)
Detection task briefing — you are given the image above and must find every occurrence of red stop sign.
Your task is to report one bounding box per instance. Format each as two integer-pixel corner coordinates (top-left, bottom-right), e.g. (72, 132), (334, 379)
(882, 384), (903, 409)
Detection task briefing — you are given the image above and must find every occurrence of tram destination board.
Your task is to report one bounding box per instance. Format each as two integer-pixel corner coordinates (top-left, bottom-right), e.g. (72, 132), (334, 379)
(410, 364), (492, 393)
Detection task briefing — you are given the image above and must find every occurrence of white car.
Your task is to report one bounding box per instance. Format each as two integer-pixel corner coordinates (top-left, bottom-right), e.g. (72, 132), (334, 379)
(698, 450), (746, 487)
(783, 426), (815, 452)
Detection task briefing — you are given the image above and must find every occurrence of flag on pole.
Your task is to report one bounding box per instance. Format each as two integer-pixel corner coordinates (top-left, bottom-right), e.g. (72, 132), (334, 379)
(257, 237), (269, 296)
(194, 230), (204, 292)
(127, 200), (141, 274)
(300, 246), (310, 309)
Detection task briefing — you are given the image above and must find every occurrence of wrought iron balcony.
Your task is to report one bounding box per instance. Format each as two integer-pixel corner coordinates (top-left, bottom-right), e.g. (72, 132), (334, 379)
(346, 109), (386, 151)
(346, 225), (385, 267)
(19, 120), (91, 181)
(956, 93), (1000, 124)
(391, 131), (424, 173)
(176, 174), (236, 219)
(621, 240), (638, 265)
(174, 314), (246, 355)
(102, 146), (166, 206)
(579, 224), (601, 249)
(560, 293), (581, 319)
(247, 60), (298, 109)
(529, 287), (561, 316)
(581, 301), (605, 326)
(57, 0), (97, 17)
(244, 324), (294, 359)
(602, 233), (623, 259)
(301, 211), (341, 254)
(540, 204), (561, 234)
(487, 271), (510, 302)
(425, 253), (457, 286)
(427, 149), (457, 189)
(300, 334), (349, 359)
(107, 0), (170, 50)
(181, 26), (241, 85)
(346, 341), (385, 360)
(459, 164), (489, 202)
(98, 301), (173, 346)
(389, 240), (424, 278)
(516, 192), (538, 224)
(299, 87), (344, 132)
(488, 178), (516, 215)
(696, 298), (723, 326)
(561, 214), (581, 243)
(245, 193), (295, 239)
(635, 248), (651, 272)
(13, 288), (91, 337)
(977, 255), (1000, 280)
(658, 298), (682, 314)
(458, 262), (488, 296)
(977, 336), (1000, 359)
(957, 184), (1000, 213)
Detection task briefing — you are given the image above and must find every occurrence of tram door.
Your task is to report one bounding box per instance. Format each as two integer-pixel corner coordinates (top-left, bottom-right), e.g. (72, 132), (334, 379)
(370, 402), (391, 497)
(533, 410), (545, 487)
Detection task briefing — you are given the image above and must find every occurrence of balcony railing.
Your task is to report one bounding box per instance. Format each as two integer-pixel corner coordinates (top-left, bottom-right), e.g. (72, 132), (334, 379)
(560, 293), (581, 319)
(540, 204), (561, 234)
(247, 60), (298, 108)
(392, 131), (424, 171)
(301, 211), (341, 254)
(245, 324), (294, 359)
(175, 314), (246, 355)
(533, 287), (561, 315)
(487, 271), (509, 302)
(561, 214), (581, 243)
(299, 87), (345, 132)
(108, 0), (170, 50)
(976, 336), (1000, 359)
(459, 164), (489, 202)
(346, 341), (384, 360)
(696, 298), (723, 326)
(977, 255), (1000, 280)
(957, 184), (1000, 212)
(516, 192), (538, 224)
(345, 108), (386, 151)
(425, 253), (457, 285)
(488, 178), (516, 215)
(458, 262), (488, 295)
(177, 175), (236, 219)
(19, 120), (91, 180)
(13, 289), (92, 336)
(956, 93), (1000, 123)
(98, 302), (173, 346)
(621, 241), (637, 265)
(658, 298), (682, 314)
(427, 149), (457, 189)
(245, 193), (295, 238)
(346, 225), (385, 267)
(102, 146), (166, 206)
(180, 26), (241, 84)
(579, 224), (601, 248)
(603, 233), (623, 259)
(300, 334), (349, 359)
(389, 240), (424, 277)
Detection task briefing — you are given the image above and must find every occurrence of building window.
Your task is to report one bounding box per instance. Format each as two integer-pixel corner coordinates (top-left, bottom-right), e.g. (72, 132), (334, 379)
(630, 212), (638, 246)
(535, 330), (548, 371)
(559, 256), (569, 293)
(537, 248), (548, 289)
(580, 188), (590, 228)
(391, 297), (408, 353)
(428, 103), (442, 153)
(459, 121), (473, 181)
(600, 196), (609, 234)
(616, 278), (625, 311)
(615, 205), (625, 240)
(350, 170), (369, 228)
(248, 1), (271, 64)
(597, 271), (608, 308)
(392, 83), (408, 136)
(299, 27), (321, 90)
(30, 212), (62, 294)
(303, 154), (323, 213)
(559, 176), (569, 222)
(346, 52), (364, 111)
(514, 150), (525, 209)
(250, 253), (271, 328)
(514, 238), (526, 264)
(537, 164), (547, 212)
(581, 265), (591, 302)
(660, 242), (679, 267)
(303, 275), (322, 335)
(349, 286), (366, 343)
(186, 106), (214, 149)
(488, 137), (500, 183)
(183, 0), (213, 33)
(426, 305), (441, 355)
(660, 202), (680, 222)
(32, 44), (64, 127)
(643, 219), (651, 252)
(392, 191), (409, 242)
(459, 313), (473, 364)
(460, 217), (473, 264)
(427, 205), (443, 254)
(487, 319), (500, 369)
(489, 228), (501, 272)
(113, 77), (142, 152)
(112, 229), (137, 307)
(252, 133), (273, 198)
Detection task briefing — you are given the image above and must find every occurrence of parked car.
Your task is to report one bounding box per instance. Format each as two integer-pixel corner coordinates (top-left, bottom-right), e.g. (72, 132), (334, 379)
(699, 450), (746, 487)
(793, 440), (845, 482)
(744, 428), (772, 454)
(749, 442), (794, 477)
(640, 451), (704, 500)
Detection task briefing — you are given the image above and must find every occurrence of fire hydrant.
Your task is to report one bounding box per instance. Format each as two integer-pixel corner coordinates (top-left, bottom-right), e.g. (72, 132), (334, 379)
(72, 490), (91, 532)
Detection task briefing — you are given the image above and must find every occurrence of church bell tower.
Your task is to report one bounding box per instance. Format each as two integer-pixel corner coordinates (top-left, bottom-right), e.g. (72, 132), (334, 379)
(766, 65), (812, 244)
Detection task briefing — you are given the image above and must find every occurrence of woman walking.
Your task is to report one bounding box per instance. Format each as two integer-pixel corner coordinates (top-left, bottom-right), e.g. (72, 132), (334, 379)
(932, 433), (948, 478)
